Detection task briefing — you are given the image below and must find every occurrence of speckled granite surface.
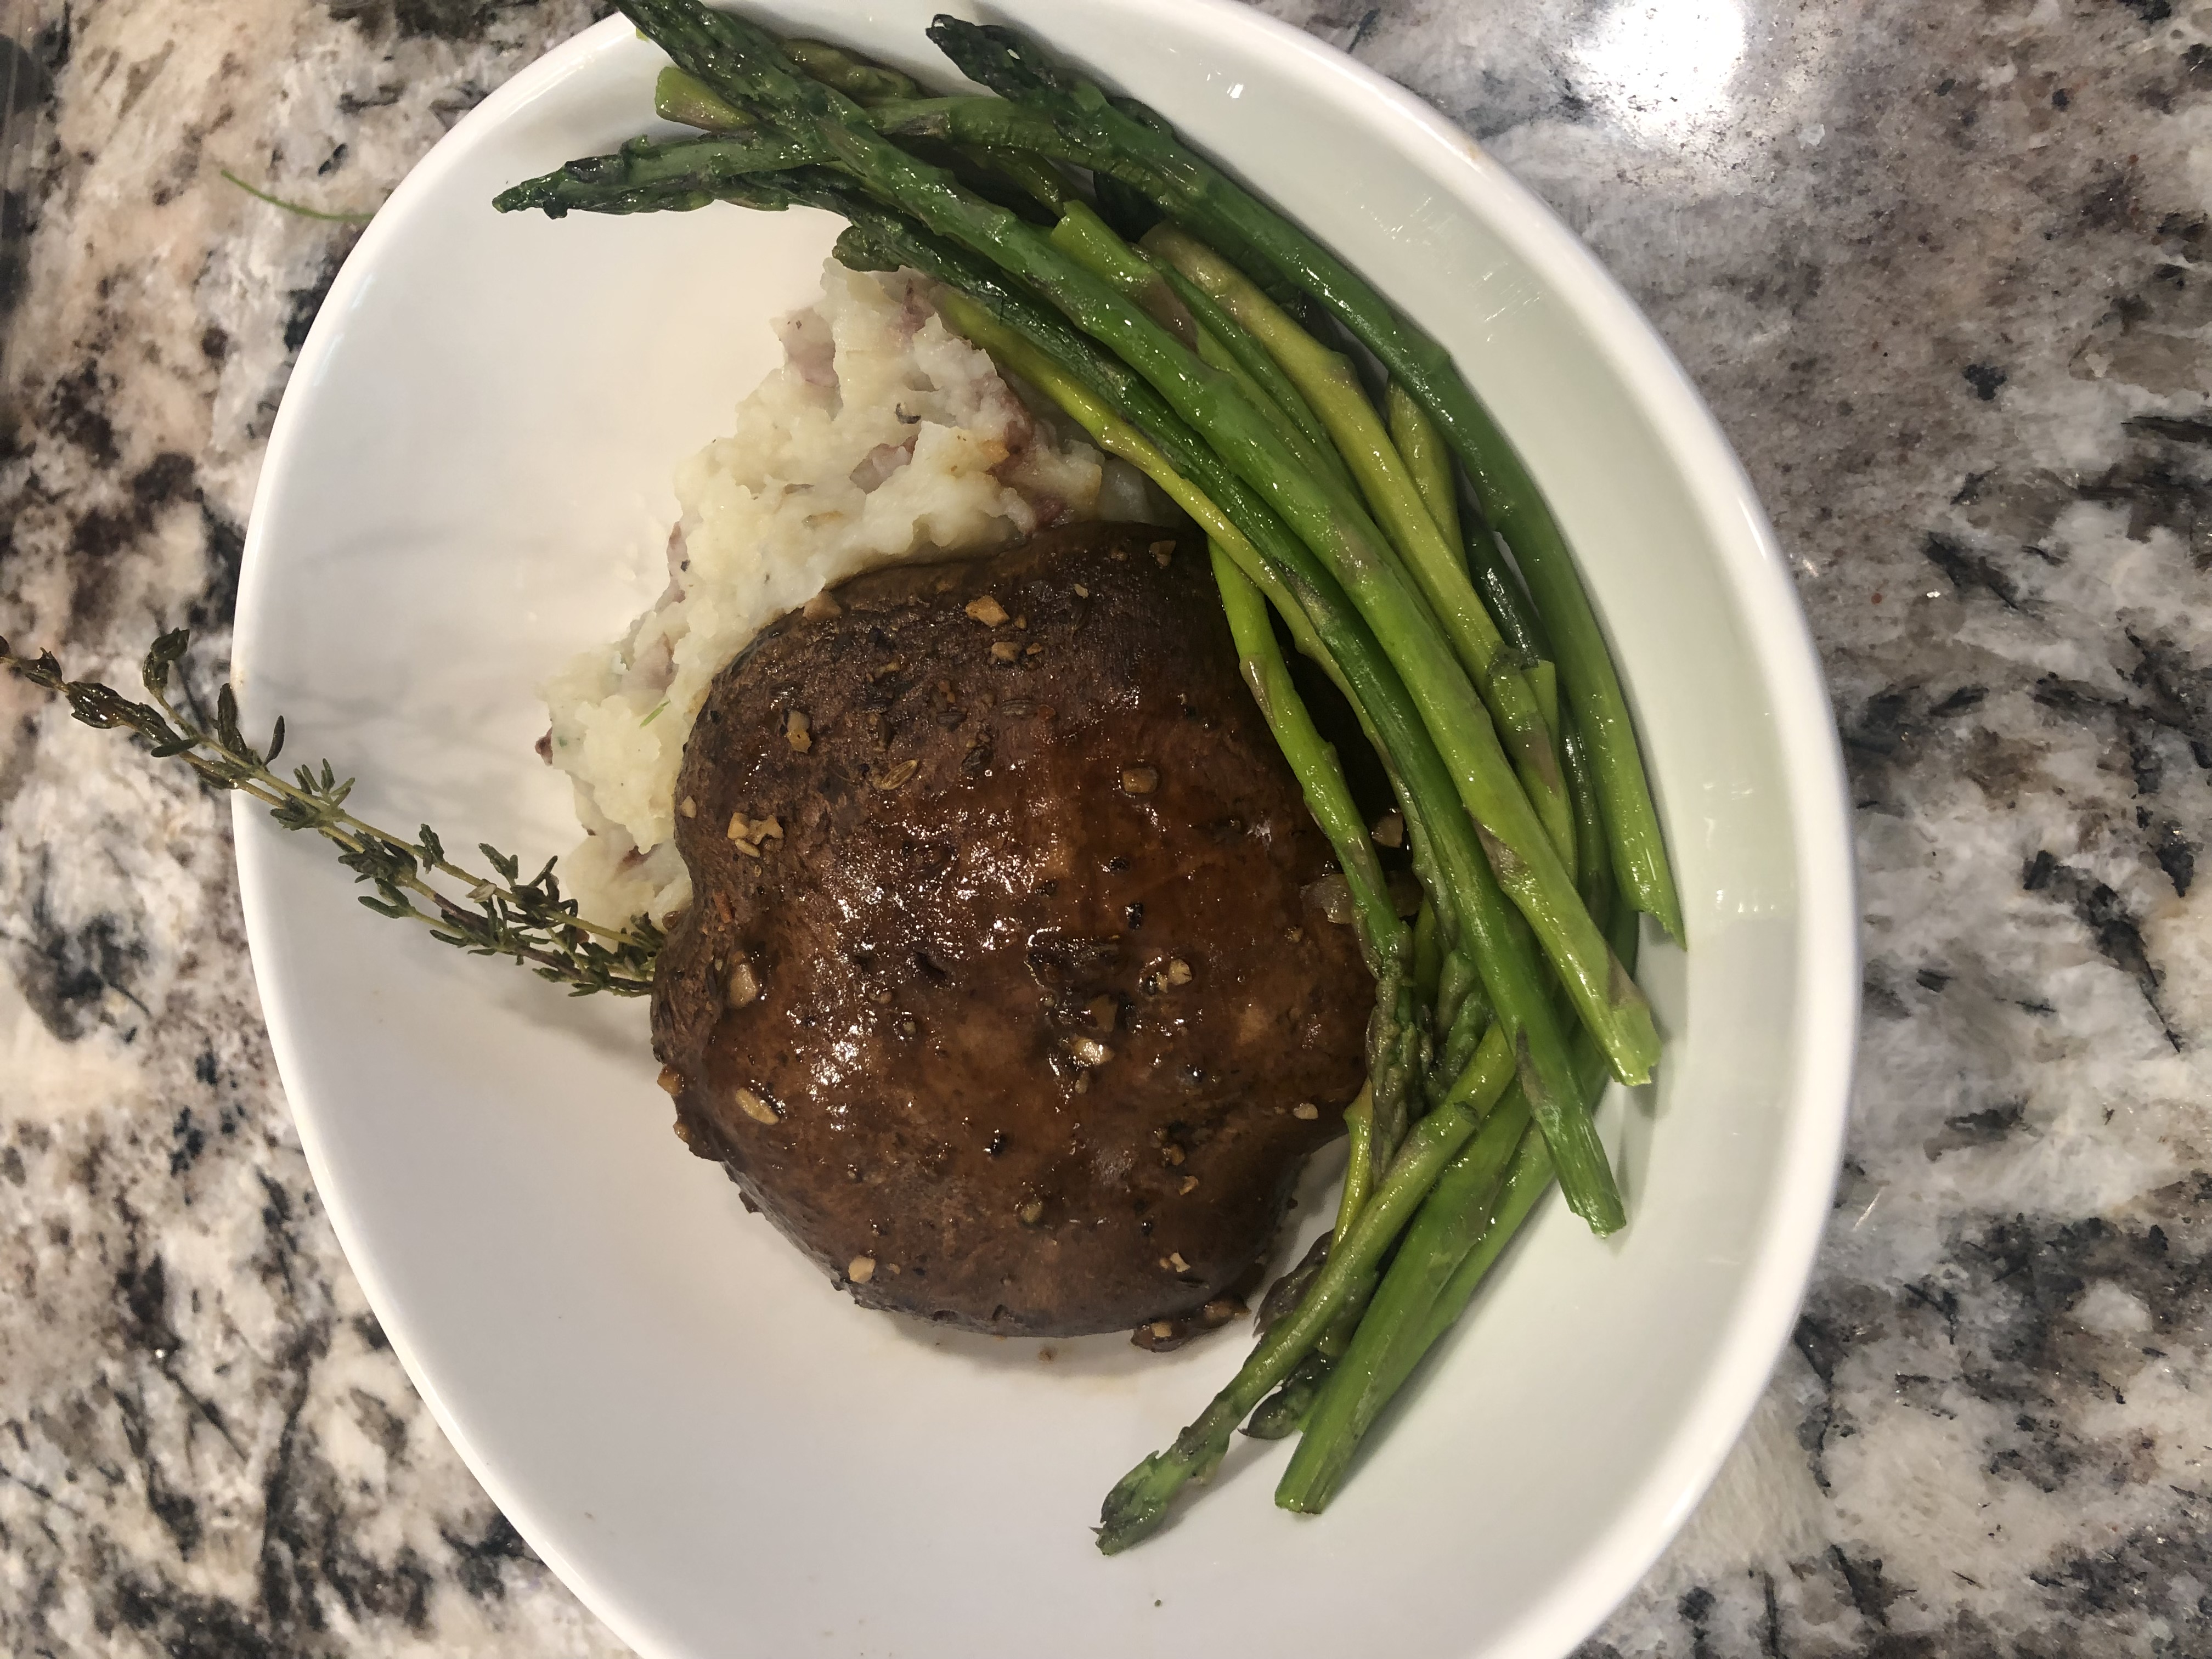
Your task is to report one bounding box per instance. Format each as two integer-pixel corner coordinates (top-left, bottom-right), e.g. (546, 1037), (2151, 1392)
(1, 0), (2207, 1654)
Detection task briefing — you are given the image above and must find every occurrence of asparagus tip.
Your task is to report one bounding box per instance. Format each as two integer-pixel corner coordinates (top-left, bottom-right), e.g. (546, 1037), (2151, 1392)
(1094, 1455), (1174, 1554)
(491, 180), (562, 217)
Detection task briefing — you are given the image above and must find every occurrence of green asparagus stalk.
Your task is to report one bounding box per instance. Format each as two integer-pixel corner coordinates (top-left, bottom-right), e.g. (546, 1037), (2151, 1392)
(1381, 381), (1557, 742)
(1335, 1087), (1378, 1235)
(1160, 261), (1351, 495)
(1387, 381), (1458, 546)
(486, 120), (1060, 233)
(1415, 1121), (1551, 1350)
(868, 93), (1106, 163)
(1562, 716), (1613, 920)
(1388, 381), (1568, 755)
(1274, 1085), (1531, 1513)
(1142, 223), (1574, 876)
(926, 15), (1681, 941)
(1209, 544), (1404, 978)
(659, 35), (932, 129)
(1244, 1351), (1329, 1440)
(1412, 901), (1443, 1006)
(1433, 946), (1481, 1063)
(1463, 518), (1547, 664)
(1094, 1060), (1507, 1553)
(1412, 902), (1632, 1351)
(786, 43), (1069, 220)
(655, 65), (750, 132)
(781, 36), (920, 103)
(1248, 1008), (1517, 1447)
(1430, 981), (1488, 1092)
(1050, 203), (1353, 511)
(1208, 540), (1427, 1145)
(1280, 870), (1643, 1508)
(1186, 315), (1341, 493)
(493, 131), (825, 216)
(968, 145), (1071, 215)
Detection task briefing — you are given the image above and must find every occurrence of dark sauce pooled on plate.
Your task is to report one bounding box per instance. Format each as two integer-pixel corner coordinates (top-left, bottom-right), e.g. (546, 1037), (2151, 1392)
(648, 521), (1369, 1336)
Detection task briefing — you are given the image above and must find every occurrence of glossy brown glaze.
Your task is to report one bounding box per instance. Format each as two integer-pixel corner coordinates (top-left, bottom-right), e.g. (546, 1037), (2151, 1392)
(649, 521), (1370, 1336)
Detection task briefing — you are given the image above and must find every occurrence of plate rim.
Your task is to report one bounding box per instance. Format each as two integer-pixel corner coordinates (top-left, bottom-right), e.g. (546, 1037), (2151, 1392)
(231, 8), (1859, 1658)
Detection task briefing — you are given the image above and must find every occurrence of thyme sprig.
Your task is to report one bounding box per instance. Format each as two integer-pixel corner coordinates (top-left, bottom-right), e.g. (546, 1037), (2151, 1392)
(1, 629), (661, 996)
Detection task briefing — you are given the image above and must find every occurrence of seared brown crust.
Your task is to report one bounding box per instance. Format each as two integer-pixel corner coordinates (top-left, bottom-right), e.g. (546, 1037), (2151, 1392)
(649, 521), (1369, 1336)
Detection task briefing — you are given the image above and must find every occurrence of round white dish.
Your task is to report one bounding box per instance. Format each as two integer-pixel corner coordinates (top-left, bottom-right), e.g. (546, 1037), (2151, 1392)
(231, 7), (1857, 1658)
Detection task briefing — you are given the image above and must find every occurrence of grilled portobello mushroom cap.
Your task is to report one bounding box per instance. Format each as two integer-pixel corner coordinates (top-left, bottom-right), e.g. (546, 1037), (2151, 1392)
(650, 520), (1370, 1336)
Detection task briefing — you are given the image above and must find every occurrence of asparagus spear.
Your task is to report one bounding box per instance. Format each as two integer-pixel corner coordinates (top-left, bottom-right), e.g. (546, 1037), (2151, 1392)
(1562, 717), (1613, 918)
(493, 131), (826, 216)
(1160, 261), (1351, 494)
(780, 35), (920, 103)
(1209, 539), (1426, 1136)
(1277, 845), (1641, 1509)
(1429, 980), (1489, 1093)
(608, 90), (1069, 220)
(864, 93), (1100, 179)
(1093, 1048), (1511, 1553)
(1412, 901), (1443, 1006)
(655, 66), (750, 132)
(1211, 543), (1404, 973)
(1334, 1088), (1378, 1235)
(1382, 379), (1554, 689)
(1412, 916), (1630, 1353)
(1244, 1000), (1521, 1444)
(1244, 1351), (1329, 1440)
(970, 145), (1074, 216)
(660, 33), (935, 129)
(1387, 382), (1458, 546)
(1276, 1082), (1531, 1511)
(1385, 379), (1567, 746)
(926, 15), (1682, 941)
(1415, 1120), (1552, 1348)
(1143, 224), (1575, 874)
(1211, 543), (1427, 1178)
(1050, 203), (1359, 527)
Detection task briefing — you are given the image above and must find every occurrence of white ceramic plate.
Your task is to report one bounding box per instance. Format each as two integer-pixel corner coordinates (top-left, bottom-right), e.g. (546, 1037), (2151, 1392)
(232, 8), (1856, 1657)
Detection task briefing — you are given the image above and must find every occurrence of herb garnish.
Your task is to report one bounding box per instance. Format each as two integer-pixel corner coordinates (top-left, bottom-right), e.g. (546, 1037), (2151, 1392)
(1, 630), (660, 996)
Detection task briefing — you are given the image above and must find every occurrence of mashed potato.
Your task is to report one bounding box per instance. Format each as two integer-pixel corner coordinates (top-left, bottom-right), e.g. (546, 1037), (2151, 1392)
(543, 261), (1128, 926)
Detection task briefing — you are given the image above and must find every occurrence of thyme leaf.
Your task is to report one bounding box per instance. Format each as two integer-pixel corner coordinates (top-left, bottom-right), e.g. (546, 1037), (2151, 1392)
(218, 167), (381, 224)
(2, 630), (661, 997)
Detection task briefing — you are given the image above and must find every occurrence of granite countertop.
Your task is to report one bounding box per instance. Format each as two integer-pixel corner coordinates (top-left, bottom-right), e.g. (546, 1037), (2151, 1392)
(2, 0), (2207, 1653)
